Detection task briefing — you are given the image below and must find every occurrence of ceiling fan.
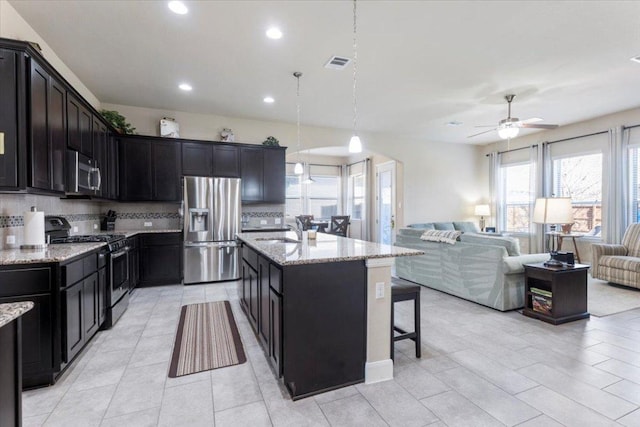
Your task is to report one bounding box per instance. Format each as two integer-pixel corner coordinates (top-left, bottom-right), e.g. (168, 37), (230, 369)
(468, 94), (558, 140)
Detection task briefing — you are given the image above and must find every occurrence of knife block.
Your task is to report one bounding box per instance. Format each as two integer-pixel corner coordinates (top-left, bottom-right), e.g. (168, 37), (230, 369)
(101, 217), (115, 231)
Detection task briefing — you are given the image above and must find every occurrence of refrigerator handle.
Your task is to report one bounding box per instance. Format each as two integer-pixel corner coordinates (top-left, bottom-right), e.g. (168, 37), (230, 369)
(179, 199), (184, 218)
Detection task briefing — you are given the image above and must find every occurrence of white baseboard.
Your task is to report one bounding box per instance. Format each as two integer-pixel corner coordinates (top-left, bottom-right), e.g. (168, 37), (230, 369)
(364, 359), (393, 384)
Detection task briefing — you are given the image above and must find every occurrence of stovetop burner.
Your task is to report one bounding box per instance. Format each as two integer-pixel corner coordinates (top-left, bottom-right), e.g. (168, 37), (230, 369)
(50, 234), (126, 244)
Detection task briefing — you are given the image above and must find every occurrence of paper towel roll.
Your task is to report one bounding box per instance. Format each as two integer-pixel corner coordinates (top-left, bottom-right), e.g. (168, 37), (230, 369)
(23, 208), (45, 247)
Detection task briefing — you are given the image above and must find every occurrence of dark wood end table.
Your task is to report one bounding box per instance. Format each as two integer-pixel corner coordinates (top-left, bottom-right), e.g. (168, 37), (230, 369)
(523, 262), (590, 325)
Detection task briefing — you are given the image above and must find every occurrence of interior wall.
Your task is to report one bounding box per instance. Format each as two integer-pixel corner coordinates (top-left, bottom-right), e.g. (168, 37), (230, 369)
(0, 0), (100, 108)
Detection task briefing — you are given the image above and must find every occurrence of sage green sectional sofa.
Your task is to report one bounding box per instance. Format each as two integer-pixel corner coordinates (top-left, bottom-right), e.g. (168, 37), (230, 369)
(394, 222), (549, 311)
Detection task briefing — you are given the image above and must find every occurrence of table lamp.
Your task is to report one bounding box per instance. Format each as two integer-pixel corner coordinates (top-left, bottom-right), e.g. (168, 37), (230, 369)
(532, 197), (574, 266)
(474, 204), (491, 232)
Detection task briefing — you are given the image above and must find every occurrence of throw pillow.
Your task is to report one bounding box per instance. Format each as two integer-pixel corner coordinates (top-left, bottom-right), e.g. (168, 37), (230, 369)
(420, 230), (462, 245)
(453, 221), (480, 233)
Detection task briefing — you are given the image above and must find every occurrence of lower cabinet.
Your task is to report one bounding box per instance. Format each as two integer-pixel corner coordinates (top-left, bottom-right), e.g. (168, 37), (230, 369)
(128, 236), (139, 290)
(0, 265), (58, 389)
(139, 233), (183, 286)
(63, 271), (99, 363)
(240, 245), (282, 375)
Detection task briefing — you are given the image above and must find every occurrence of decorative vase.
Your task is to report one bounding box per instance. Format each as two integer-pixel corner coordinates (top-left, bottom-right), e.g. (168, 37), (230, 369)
(561, 223), (573, 234)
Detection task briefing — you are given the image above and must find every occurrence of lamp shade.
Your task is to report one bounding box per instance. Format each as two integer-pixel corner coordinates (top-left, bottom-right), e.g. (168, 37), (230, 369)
(498, 126), (519, 140)
(348, 135), (362, 153)
(474, 204), (491, 216)
(532, 197), (574, 224)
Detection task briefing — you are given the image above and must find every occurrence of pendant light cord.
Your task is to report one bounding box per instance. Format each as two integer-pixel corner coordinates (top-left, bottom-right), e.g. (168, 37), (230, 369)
(294, 72), (302, 165)
(352, 0), (358, 135)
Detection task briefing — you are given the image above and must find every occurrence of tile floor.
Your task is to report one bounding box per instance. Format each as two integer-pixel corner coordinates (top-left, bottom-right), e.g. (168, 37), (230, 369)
(21, 280), (640, 426)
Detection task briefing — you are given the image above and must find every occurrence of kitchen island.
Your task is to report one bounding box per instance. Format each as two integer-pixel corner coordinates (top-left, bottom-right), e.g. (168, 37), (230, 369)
(236, 231), (422, 400)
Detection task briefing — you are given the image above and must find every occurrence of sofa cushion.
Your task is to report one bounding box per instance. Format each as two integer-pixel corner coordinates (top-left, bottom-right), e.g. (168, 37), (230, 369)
(420, 230), (461, 245)
(433, 222), (456, 231)
(407, 223), (435, 230)
(459, 233), (521, 256)
(453, 221), (480, 233)
(599, 255), (640, 272)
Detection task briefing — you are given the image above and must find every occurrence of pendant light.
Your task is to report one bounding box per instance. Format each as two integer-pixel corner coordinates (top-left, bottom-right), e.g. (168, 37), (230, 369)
(348, 0), (363, 153)
(293, 72), (304, 175)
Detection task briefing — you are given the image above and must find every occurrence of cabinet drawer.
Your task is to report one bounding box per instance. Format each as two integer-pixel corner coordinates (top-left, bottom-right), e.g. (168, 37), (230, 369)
(63, 258), (84, 287)
(525, 267), (553, 282)
(269, 263), (282, 294)
(83, 253), (97, 275)
(0, 267), (51, 297)
(141, 232), (182, 246)
(242, 245), (258, 270)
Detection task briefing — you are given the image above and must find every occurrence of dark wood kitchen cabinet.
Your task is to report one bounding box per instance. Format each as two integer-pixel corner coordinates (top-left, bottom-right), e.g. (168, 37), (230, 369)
(67, 93), (93, 157)
(92, 115), (109, 198)
(182, 141), (240, 178)
(240, 146), (285, 203)
(139, 233), (183, 286)
(119, 136), (181, 202)
(107, 135), (119, 200)
(61, 252), (100, 363)
(29, 60), (66, 193)
(128, 236), (140, 290)
(0, 48), (26, 190)
(0, 265), (58, 389)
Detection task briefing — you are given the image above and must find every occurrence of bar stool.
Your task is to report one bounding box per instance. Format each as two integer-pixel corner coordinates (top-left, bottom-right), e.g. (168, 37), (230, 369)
(391, 282), (421, 360)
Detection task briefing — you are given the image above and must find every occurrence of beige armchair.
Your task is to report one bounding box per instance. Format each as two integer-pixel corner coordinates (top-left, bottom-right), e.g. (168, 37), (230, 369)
(591, 223), (640, 288)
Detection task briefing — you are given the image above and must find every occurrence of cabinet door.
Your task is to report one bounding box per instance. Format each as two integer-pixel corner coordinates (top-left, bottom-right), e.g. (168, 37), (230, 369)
(240, 260), (249, 310)
(68, 94), (92, 157)
(263, 148), (285, 203)
(213, 145), (240, 177)
(152, 140), (181, 201)
(49, 78), (66, 192)
(240, 147), (263, 202)
(107, 135), (119, 200)
(139, 236), (183, 286)
(182, 142), (213, 176)
(64, 281), (84, 363)
(92, 116), (108, 197)
(98, 266), (107, 327)
(0, 49), (22, 189)
(128, 237), (139, 290)
(119, 138), (152, 200)
(258, 257), (270, 347)
(269, 288), (282, 376)
(248, 264), (259, 331)
(83, 272), (99, 339)
(29, 61), (51, 191)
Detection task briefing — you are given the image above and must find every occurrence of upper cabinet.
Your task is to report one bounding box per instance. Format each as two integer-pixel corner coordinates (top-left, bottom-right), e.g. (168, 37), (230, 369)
(0, 48), (26, 190)
(241, 146), (285, 204)
(67, 94), (93, 157)
(119, 136), (181, 202)
(182, 141), (240, 178)
(29, 59), (66, 193)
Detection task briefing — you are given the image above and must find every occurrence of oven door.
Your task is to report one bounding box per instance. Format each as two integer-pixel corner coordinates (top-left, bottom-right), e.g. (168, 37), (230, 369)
(110, 246), (130, 304)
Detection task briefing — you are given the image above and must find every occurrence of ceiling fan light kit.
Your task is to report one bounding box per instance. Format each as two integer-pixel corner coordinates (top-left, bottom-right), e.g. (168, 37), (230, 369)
(468, 94), (558, 140)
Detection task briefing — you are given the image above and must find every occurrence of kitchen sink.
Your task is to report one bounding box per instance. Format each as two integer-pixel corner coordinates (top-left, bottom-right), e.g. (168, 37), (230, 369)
(254, 237), (300, 244)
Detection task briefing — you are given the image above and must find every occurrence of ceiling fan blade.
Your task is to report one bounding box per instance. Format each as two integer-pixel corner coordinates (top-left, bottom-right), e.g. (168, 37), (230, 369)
(520, 117), (543, 124)
(467, 128), (496, 138)
(474, 125), (496, 128)
(520, 123), (559, 130)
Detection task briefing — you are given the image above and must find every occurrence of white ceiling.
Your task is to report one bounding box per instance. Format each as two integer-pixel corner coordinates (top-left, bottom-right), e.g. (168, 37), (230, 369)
(10, 0), (640, 145)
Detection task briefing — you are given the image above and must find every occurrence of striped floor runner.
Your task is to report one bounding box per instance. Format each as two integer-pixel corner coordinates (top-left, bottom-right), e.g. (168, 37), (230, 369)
(169, 301), (246, 377)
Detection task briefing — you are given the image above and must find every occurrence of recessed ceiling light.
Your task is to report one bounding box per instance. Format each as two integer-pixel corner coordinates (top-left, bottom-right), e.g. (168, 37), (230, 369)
(266, 27), (283, 40)
(263, 96), (275, 104)
(446, 121), (463, 126)
(168, 1), (188, 15)
(179, 83), (192, 91)
(631, 55), (640, 64)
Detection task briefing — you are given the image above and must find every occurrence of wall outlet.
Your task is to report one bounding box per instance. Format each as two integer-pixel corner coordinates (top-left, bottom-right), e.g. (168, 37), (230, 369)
(93, 224), (98, 230)
(73, 226), (78, 233)
(375, 282), (385, 299)
(260, 220), (267, 225)
(144, 222), (152, 227)
(6, 235), (15, 245)
(275, 218), (281, 225)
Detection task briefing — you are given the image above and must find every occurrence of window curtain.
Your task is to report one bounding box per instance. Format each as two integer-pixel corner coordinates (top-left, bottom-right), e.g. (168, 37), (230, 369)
(605, 127), (629, 244)
(488, 151), (503, 232)
(528, 145), (543, 253)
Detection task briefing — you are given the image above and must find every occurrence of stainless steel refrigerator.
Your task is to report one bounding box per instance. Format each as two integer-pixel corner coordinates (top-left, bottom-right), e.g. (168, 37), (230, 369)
(183, 176), (241, 284)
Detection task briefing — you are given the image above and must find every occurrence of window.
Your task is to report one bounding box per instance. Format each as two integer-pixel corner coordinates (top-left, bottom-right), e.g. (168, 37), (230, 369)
(552, 152), (602, 233)
(348, 174), (365, 220)
(285, 163), (341, 219)
(501, 162), (532, 233)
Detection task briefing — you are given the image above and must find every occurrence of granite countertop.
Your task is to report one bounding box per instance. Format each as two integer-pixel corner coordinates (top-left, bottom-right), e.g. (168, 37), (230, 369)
(241, 226), (291, 232)
(0, 229), (181, 266)
(236, 231), (423, 266)
(0, 301), (34, 328)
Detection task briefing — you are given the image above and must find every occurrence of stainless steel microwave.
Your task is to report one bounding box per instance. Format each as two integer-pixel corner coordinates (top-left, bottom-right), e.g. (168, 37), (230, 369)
(66, 150), (101, 195)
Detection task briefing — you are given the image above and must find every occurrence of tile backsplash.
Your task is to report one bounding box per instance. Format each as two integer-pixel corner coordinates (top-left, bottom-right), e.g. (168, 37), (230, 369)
(0, 193), (285, 249)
